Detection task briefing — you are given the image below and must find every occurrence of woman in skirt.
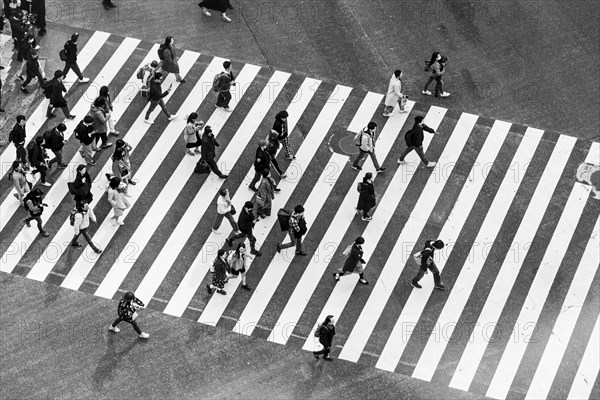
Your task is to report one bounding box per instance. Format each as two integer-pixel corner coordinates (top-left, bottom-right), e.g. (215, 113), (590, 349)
(207, 249), (229, 295)
(333, 236), (369, 284)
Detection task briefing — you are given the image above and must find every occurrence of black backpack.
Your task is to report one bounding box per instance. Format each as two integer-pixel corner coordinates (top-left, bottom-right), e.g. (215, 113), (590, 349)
(277, 208), (291, 231)
(69, 209), (78, 226)
(194, 159), (210, 174)
(404, 128), (415, 147)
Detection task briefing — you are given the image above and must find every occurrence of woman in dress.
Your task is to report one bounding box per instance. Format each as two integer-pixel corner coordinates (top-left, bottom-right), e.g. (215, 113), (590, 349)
(207, 249), (229, 295)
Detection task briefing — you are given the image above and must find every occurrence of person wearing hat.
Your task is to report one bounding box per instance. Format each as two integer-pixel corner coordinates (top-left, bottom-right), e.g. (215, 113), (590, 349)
(356, 172), (376, 221)
(411, 239), (445, 290)
(334, 236), (368, 284)
(271, 110), (294, 160)
(109, 291), (149, 339)
(225, 201), (262, 256)
(276, 204), (307, 256)
(61, 33), (89, 83)
(206, 249), (229, 295)
(74, 115), (96, 165)
(351, 121), (386, 173)
(144, 72), (176, 123)
(47, 70), (75, 119)
(44, 123), (68, 169)
(27, 136), (50, 186)
(23, 188), (50, 237)
(249, 139), (279, 192)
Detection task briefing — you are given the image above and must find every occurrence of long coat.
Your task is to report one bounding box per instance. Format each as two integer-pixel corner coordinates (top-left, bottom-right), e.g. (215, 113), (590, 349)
(384, 74), (403, 107)
(49, 78), (68, 107)
(256, 177), (275, 211)
(317, 323), (336, 348)
(161, 46), (180, 74)
(342, 243), (365, 273)
(357, 181), (376, 212)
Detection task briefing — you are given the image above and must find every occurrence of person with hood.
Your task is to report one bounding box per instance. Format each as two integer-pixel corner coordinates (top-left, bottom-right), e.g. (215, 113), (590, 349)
(333, 236), (369, 284)
(47, 70), (75, 119)
(9, 160), (30, 205)
(351, 121), (386, 173)
(206, 249), (229, 295)
(271, 110), (294, 160)
(356, 172), (376, 221)
(99, 86), (119, 136)
(200, 125), (227, 179)
(397, 115), (438, 168)
(383, 69), (407, 117)
(61, 33), (89, 83)
(159, 36), (184, 83)
(108, 291), (150, 339)
(23, 188), (49, 236)
(44, 122), (68, 169)
(89, 96), (113, 149)
(144, 72), (176, 123)
(70, 200), (102, 253)
(312, 315), (336, 361)
(255, 169), (275, 218)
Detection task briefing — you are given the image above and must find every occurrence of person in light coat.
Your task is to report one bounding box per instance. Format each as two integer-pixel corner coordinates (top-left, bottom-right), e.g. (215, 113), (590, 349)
(212, 188), (240, 233)
(9, 160), (30, 205)
(107, 177), (130, 226)
(383, 70), (407, 117)
(70, 200), (102, 253)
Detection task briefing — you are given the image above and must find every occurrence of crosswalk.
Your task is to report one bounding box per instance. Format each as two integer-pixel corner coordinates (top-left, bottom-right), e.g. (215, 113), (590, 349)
(1, 30), (599, 400)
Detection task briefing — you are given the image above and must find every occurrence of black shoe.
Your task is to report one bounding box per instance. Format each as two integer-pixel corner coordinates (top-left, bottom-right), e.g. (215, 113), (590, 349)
(351, 165), (362, 171)
(46, 114), (56, 119)
(101, 143), (113, 149)
(128, 180), (136, 185)
(38, 28), (46, 36)
(251, 249), (262, 257)
(71, 242), (82, 248)
(359, 278), (369, 285)
(23, 219), (31, 227)
(105, 173), (112, 180)
(276, 243), (281, 253)
(376, 167), (386, 173)
(66, 115), (76, 119)
(219, 174), (228, 179)
(217, 289), (227, 295)
(94, 248), (102, 254)
(206, 284), (213, 294)
(225, 238), (233, 247)
(57, 163), (68, 169)
(434, 283), (446, 290)
(248, 186), (258, 192)
(274, 187), (281, 192)
(323, 356), (334, 361)
(411, 282), (422, 289)
(295, 251), (307, 256)
(313, 352), (319, 359)
(241, 284), (252, 291)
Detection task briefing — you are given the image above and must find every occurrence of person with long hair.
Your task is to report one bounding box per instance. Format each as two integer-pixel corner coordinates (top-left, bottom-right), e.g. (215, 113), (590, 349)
(71, 164), (93, 203)
(207, 249), (229, 295)
(422, 51), (449, 97)
(108, 292), (149, 339)
(356, 172), (376, 221)
(227, 243), (251, 290)
(312, 315), (336, 361)
(160, 36), (184, 83)
(70, 200), (102, 253)
(107, 176), (130, 226)
(183, 112), (204, 155)
(99, 86), (119, 136)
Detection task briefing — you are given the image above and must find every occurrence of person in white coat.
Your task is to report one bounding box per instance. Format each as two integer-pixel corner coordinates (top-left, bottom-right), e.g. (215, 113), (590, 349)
(107, 177), (130, 226)
(383, 70), (407, 117)
(70, 201), (102, 253)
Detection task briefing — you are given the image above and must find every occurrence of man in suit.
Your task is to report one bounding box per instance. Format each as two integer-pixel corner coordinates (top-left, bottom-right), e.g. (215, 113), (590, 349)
(225, 201), (262, 256)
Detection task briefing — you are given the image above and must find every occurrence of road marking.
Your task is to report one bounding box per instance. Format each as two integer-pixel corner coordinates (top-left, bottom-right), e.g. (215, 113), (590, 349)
(567, 314), (600, 400)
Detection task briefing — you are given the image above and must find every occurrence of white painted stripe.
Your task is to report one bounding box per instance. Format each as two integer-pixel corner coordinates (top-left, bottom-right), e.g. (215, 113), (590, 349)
(133, 68), (285, 304)
(163, 77), (321, 317)
(377, 127), (544, 372)
(269, 99), (418, 345)
(339, 112), (478, 363)
(0, 31), (113, 231)
(526, 216), (600, 399)
(586, 142), (599, 166)
(486, 183), (592, 400)
(567, 315), (600, 400)
(298, 104), (445, 350)
(198, 85), (353, 326)
(449, 134), (578, 390)
(92, 59), (255, 299)
(24, 50), (199, 283)
(346, 92), (384, 133)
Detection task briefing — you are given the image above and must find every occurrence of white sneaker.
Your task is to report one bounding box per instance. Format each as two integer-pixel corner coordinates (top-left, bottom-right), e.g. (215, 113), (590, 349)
(362, 216), (373, 221)
(383, 112), (391, 117)
(202, 8), (211, 16)
(426, 162), (437, 168)
(144, 119), (153, 124)
(109, 325), (120, 333)
(168, 114), (177, 121)
(40, 182), (51, 187)
(212, 228), (221, 234)
(222, 14), (232, 22)
(440, 92), (450, 98)
(397, 159), (405, 164)
(79, 77), (90, 83)
(422, 90), (432, 95)
(113, 220), (124, 226)
(139, 332), (150, 339)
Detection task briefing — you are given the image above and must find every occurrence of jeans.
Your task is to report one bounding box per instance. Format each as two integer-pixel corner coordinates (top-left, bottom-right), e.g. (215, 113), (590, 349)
(62, 61), (84, 80)
(217, 90), (232, 108)
(399, 145), (429, 165)
(352, 150), (380, 170)
(71, 228), (100, 252)
(228, 230), (257, 251)
(145, 99), (170, 119)
(423, 76), (443, 95)
(280, 230), (303, 253)
(24, 214), (43, 232)
(412, 262), (442, 286)
(213, 212), (238, 231)
(110, 317), (142, 335)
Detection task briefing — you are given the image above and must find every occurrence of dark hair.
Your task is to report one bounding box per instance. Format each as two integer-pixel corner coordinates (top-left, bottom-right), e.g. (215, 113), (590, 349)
(355, 236), (365, 245)
(363, 172), (372, 182)
(235, 242), (246, 257)
(294, 205), (304, 214)
(54, 70), (63, 79)
(367, 121), (377, 130)
(394, 69), (402, 78)
(204, 126), (212, 135)
(11, 160), (21, 170)
(244, 201), (254, 209)
(115, 139), (126, 149)
(31, 188), (43, 197)
(433, 240), (445, 249)
(217, 249), (226, 257)
(16, 115), (26, 123)
(275, 110), (288, 120)
(83, 115), (94, 124)
(109, 177), (121, 190)
(123, 292), (135, 301)
(75, 201), (88, 211)
(187, 113), (198, 124)
(261, 169), (270, 178)
(112, 148), (124, 161)
(323, 315), (334, 325)
(163, 36), (173, 47)
(440, 55), (448, 63)
(76, 164), (86, 173)
(35, 136), (44, 144)
(219, 188), (228, 196)
(93, 96), (106, 107)
(154, 72), (163, 81)
(223, 61), (231, 69)
(56, 123), (67, 132)
(99, 86), (109, 97)
(414, 115), (424, 123)
(429, 51), (440, 67)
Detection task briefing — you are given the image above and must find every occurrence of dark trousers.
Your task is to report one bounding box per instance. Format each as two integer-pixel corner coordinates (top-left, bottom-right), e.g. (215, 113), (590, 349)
(248, 169), (262, 190)
(423, 76), (443, 95)
(216, 90), (231, 108)
(94, 131), (109, 146)
(145, 99), (169, 119)
(24, 214), (43, 232)
(352, 150), (380, 170)
(213, 212), (238, 231)
(206, 156), (225, 178)
(228, 230), (257, 251)
(280, 230), (303, 252)
(48, 149), (63, 166)
(15, 145), (27, 165)
(110, 317), (142, 335)
(47, 103), (70, 118)
(32, 163), (47, 183)
(22, 69), (44, 88)
(314, 345), (331, 357)
(412, 262), (442, 286)
(270, 158), (283, 176)
(62, 61), (83, 80)
(399, 145), (429, 164)
(71, 228), (100, 252)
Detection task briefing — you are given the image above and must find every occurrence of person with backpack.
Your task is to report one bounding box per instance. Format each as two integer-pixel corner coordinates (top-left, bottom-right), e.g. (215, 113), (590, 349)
(23, 188), (49, 236)
(158, 36), (185, 83)
(137, 60), (159, 87)
(89, 96), (113, 150)
(333, 236), (369, 284)
(108, 292), (150, 339)
(276, 204), (307, 256)
(61, 33), (89, 83)
(144, 72), (176, 124)
(411, 239), (446, 290)
(74, 115), (96, 165)
(256, 169), (275, 219)
(422, 52), (449, 98)
(397, 115), (438, 168)
(27, 136), (50, 186)
(183, 112), (204, 155)
(99, 86), (119, 136)
(312, 315), (336, 361)
(206, 249), (229, 295)
(383, 69), (407, 117)
(44, 122), (68, 169)
(9, 160), (30, 205)
(9, 115), (28, 165)
(227, 243), (252, 290)
(351, 121), (386, 173)
(212, 187), (240, 234)
(200, 125), (228, 179)
(106, 177), (130, 226)
(225, 201), (262, 256)
(215, 60), (235, 110)
(356, 172), (376, 221)
(70, 200), (102, 253)
(47, 70), (75, 119)
(70, 164), (93, 203)
(198, 0), (233, 23)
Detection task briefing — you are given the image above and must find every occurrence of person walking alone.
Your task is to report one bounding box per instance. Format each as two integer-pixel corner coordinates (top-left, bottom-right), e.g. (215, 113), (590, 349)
(44, 122), (68, 169)
(212, 188), (240, 234)
(411, 239), (445, 290)
(397, 115), (438, 168)
(206, 249), (229, 295)
(225, 201), (262, 256)
(200, 125), (227, 179)
(159, 36), (185, 83)
(99, 86), (120, 136)
(47, 70), (75, 119)
(356, 172), (376, 221)
(351, 122), (386, 173)
(227, 243), (251, 291)
(383, 69), (407, 117)
(23, 188), (49, 237)
(71, 164), (93, 203)
(107, 177), (130, 226)
(9, 115), (28, 166)
(108, 292), (150, 339)
(333, 236), (369, 284)
(61, 33), (89, 83)
(144, 72), (176, 124)
(183, 113), (203, 155)
(422, 52), (449, 98)
(70, 200), (102, 253)
(198, 0), (233, 22)
(276, 204), (307, 256)
(312, 315), (336, 361)
(215, 60), (235, 110)
(271, 110), (294, 160)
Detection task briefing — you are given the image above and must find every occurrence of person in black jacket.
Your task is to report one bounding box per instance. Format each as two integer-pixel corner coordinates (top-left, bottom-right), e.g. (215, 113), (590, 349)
(248, 139), (273, 192)
(411, 239), (445, 290)
(206, 249), (229, 295)
(30, 0), (46, 35)
(23, 188), (50, 236)
(312, 315), (336, 361)
(9, 115), (28, 165)
(61, 33), (89, 83)
(44, 123), (67, 169)
(225, 201), (262, 256)
(47, 70), (75, 119)
(20, 47), (44, 94)
(74, 115), (96, 165)
(357, 172), (376, 221)
(397, 115), (438, 168)
(267, 130), (286, 178)
(144, 72), (176, 123)
(271, 110), (294, 160)
(71, 164), (93, 203)
(200, 125), (227, 179)
(27, 136), (50, 186)
(333, 236), (369, 284)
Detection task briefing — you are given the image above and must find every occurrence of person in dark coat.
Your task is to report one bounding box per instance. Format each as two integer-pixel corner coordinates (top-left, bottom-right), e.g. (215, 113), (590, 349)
(74, 115), (96, 165)
(200, 125), (227, 179)
(144, 72), (176, 123)
(397, 115), (438, 168)
(206, 249), (229, 295)
(277, 204), (307, 256)
(271, 110), (294, 160)
(9, 115), (28, 165)
(109, 292), (149, 339)
(215, 60), (235, 109)
(411, 239), (445, 290)
(28, 136), (50, 186)
(17, 34), (34, 74)
(71, 164), (93, 203)
(198, 0), (233, 22)
(62, 33), (89, 83)
(356, 172), (376, 221)
(21, 47), (44, 93)
(23, 188), (50, 236)
(159, 36), (184, 82)
(44, 123), (67, 169)
(312, 315), (336, 361)
(30, 0), (46, 35)
(334, 236), (369, 284)
(47, 70), (75, 119)
(225, 201), (262, 256)
(248, 139), (271, 192)
(267, 130), (286, 178)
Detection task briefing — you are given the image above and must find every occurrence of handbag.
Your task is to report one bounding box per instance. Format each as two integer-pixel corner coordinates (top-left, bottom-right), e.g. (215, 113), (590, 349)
(194, 159), (210, 174)
(59, 49), (67, 62)
(230, 204), (236, 215)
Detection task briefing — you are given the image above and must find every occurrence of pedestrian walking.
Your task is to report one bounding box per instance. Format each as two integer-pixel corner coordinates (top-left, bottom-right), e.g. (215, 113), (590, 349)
(200, 125), (228, 179)
(70, 200), (102, 253)
(256, 169), (275, 218)
(144, 72), (176, 123)
(17, 34), (35, 83)
(99, 86), (120, 136)
(108, 292), (150, 339)
(226, 243), (252, 290)
(30, 0), (47, 35)
(267, 130), (286, 178)
(26, 136), (50, 186)
(9, 160), (30, 205)
(158, 37), (185, 83)
(271, 110), (294, 160)
(212, 188), (240, 233)
(276, 204), (307, 256)
(248, 139), (280, 192)
(89, 96), (113, 149)
(70, 164), (93, 203)
(23, 188), (49, 236)
(312, 315), (336, 361)
(8, 115), (28, 165)
(198, 0), (233, 22)
(351, 122), (386, 173)
(422, 52), (449, 98)
(411, 239), (446, 290)
(111, 147), (133, 193)
(356, 172), (376, 221)
(44, 122), (68, 169)
(397, 115), (438, 168)
(183, 112), (204, 155)
(215, 60), (235, 110)
(333, 236), (369, 284)
(61, 33), (89, 83)
(47, 70), (75, 119)
(225, 201), (262, 256)
(383, 69), (408, 117)
(207, 249), (229, 295)
(107, 177), (130, 225)
(74, 115), (96, 165)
